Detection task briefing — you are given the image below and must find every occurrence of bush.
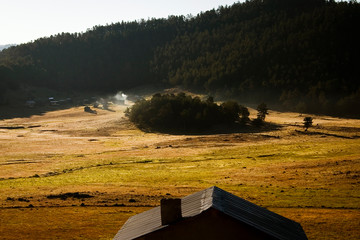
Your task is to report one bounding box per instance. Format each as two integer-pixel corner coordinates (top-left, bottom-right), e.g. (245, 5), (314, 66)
(256, 103), (269, 121)
(251, 118), (264, 127)
(303, 116), (313, 131)
(126, 93), (249, 133)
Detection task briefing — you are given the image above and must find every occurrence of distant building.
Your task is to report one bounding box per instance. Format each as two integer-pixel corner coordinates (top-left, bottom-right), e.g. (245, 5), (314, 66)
(114, 186), (308, 240)
(25, 100), (36, 108)
(50, 100), (59, 106)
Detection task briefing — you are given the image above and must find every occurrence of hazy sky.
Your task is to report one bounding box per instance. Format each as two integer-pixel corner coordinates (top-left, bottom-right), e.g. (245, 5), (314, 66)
(0, 0), (240, 45)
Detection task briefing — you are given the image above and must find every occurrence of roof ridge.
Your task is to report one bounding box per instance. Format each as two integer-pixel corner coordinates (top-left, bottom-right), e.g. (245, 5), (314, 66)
(114, 186), (308, 240)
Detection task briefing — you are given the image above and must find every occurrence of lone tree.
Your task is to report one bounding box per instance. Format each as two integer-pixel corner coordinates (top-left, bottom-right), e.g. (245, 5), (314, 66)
(256, 103), (269, 121)
(303, 116), (313, 131)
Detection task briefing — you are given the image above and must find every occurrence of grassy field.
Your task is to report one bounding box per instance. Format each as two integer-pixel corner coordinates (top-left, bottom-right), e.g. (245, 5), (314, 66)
(0, 100), (359, 239)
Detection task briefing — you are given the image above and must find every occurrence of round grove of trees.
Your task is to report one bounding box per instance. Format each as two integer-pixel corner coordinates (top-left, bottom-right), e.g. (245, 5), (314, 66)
(125, 93), (250, 133)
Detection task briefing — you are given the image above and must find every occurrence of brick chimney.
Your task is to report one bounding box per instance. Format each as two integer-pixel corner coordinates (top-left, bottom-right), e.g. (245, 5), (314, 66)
(160, 198), (182, 225)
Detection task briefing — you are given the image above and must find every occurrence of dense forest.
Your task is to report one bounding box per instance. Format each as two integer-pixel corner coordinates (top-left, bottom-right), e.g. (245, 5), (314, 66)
(0, 0), (359, 117)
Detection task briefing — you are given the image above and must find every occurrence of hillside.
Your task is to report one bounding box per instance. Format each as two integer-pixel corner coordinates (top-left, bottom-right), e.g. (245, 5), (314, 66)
(0, 0), (359, 117)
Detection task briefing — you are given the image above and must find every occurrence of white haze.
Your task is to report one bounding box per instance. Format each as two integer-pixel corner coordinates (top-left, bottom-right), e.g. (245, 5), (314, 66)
(114, 92), (128, 105)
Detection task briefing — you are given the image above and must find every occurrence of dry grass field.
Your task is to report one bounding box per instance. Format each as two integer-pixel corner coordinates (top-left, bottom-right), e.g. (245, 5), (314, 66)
(0, 99), (359, 240)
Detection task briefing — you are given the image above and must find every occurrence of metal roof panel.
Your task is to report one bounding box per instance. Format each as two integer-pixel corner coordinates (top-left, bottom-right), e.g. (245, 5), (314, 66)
(113, 186), (308, 240)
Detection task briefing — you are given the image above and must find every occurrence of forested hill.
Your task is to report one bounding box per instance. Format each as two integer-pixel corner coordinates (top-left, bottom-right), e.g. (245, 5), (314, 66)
(1, 0), (359, 117)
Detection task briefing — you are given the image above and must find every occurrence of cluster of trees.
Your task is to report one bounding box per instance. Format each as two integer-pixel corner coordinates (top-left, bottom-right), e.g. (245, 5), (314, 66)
(126, 93), (251, 133)
(1, 0), (359, 117)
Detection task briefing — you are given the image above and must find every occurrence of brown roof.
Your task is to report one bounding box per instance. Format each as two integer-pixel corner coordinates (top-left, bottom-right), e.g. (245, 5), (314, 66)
(114, 186), (308, 240)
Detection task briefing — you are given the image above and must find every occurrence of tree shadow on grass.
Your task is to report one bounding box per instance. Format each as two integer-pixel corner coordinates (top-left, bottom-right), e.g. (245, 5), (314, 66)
(136, 121), (283, 136)
(0, 104), (78, 120)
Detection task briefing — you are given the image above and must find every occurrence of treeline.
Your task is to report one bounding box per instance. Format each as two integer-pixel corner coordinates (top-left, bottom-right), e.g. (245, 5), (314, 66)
(1, 0), (359, 117)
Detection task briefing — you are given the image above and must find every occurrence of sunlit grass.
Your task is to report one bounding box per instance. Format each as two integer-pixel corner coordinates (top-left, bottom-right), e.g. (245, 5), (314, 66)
(1, 105), (359, 239)
(1, 138), (359, 210)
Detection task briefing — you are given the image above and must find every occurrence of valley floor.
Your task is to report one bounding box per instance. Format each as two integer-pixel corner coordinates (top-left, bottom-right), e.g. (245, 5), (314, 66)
(0, 103), (359, 239)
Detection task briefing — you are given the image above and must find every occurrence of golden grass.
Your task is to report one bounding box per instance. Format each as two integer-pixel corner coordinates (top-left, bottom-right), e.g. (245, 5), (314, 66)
(0, 104), (359, 239)
(0, 207), (148, 240)
(272, 208), (360, 240)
